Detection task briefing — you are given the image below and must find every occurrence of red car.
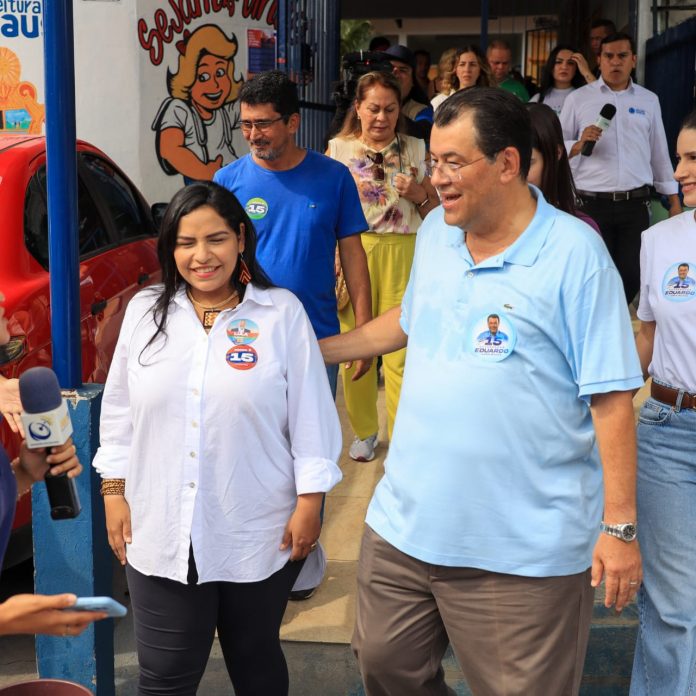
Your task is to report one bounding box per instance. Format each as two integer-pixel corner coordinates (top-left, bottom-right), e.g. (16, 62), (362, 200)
(0, 135), (162, 566)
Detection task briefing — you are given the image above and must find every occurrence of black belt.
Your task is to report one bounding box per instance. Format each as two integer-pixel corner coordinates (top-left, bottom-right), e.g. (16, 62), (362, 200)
(578, 186), (651, 202)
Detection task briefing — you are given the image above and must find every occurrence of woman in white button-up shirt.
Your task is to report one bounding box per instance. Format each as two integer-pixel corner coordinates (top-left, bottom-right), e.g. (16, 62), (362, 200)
(93, 182), (342, 696)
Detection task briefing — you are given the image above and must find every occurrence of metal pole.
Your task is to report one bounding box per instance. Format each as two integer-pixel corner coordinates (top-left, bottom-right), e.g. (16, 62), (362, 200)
(43, 0), (82, 389)
(277, 0), (288, 71)
(481, 0), (489, 53)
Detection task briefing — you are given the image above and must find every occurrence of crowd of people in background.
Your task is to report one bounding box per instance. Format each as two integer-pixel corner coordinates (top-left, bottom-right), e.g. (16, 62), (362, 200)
(1, 14), (695, 696)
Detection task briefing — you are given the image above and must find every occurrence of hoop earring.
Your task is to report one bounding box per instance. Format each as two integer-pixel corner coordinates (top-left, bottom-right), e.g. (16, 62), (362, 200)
(238, 253), (251, 285)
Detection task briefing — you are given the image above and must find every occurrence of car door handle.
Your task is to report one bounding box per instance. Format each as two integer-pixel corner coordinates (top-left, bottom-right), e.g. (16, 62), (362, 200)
(137, 272), (150, 285)
(91, 299), (107, 315)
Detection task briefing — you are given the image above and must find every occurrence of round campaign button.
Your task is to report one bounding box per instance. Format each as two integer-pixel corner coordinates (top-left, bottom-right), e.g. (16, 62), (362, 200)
(245, 197), (268, 220)
(661, 261), (696, 302)
(469, 311), (517, 362)
(226, 345), (258, 370)
(227, 318), (259, 345)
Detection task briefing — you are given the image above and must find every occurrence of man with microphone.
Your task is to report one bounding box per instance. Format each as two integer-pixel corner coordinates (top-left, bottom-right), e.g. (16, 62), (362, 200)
(560, 32), (681, 304)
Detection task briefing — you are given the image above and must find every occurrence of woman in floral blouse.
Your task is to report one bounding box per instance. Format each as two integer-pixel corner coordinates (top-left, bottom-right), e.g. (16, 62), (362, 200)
(328, 71), (438, 462)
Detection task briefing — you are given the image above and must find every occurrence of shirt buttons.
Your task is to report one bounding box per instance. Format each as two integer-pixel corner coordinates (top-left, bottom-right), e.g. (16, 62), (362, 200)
(189, 482), (196, 489)
(466, 271), (474, 278)
(191, 420), (198, 428)
(189, 451), (196, 458)
(192, 388), (199, 396)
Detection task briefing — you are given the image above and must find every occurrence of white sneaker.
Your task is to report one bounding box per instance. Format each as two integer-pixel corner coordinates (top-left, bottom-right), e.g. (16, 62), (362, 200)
(349, 434), (378, 462)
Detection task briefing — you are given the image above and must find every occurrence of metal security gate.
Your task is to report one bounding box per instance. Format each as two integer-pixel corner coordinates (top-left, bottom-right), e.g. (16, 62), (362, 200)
(645, 15), (696, 160)
(278, 0), (341, 151)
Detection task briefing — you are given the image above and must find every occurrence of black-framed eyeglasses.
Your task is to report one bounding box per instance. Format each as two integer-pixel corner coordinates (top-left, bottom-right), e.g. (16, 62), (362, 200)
(239, 116), (286, 133)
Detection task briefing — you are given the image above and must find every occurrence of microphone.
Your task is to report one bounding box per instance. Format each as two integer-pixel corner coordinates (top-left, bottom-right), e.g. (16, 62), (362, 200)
(581, 103), (617, 156)
(19, 367), (81, 519)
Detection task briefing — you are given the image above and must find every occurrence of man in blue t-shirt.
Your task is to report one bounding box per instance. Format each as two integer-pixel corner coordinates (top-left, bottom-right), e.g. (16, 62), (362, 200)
(322, 88), (643, 695)
(215, 71), (371, 601)
(214, 71), (371, 399)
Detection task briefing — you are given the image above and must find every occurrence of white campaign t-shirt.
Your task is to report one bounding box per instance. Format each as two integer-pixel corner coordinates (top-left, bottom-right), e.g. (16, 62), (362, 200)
(530, 86), (574, 115)
(638, 210), (696, 392)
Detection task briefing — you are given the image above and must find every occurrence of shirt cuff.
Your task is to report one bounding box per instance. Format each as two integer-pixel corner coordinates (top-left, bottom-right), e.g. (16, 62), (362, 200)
(399, 308), (410, 335)
(636, 306), (654, 322)
(653, 180), (679, 196)
(293, 457), (343, 496)
(578, 376), (645, 403)
(92, 444), (130, 479)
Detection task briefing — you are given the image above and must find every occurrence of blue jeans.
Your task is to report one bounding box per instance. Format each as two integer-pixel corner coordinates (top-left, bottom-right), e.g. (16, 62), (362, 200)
(630, 391), (696, 695)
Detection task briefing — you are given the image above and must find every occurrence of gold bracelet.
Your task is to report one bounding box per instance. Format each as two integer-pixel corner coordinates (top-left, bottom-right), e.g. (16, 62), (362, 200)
(100, 479), (125, 496)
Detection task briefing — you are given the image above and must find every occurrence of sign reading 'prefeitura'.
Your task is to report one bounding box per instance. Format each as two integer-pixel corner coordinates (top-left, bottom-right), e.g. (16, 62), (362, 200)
(0, 0), (42, 38)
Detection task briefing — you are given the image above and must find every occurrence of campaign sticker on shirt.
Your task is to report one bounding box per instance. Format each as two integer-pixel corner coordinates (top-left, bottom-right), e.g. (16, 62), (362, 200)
(661, 262), (696, 302)
(226, 345), (258, 370)
(469, 312), (517, 361)
(245, 197), (268, 220)
(226, 318), (259, 345)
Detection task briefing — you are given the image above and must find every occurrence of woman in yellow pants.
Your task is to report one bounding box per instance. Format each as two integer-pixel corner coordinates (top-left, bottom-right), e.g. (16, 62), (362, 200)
(328, 70), (437, 460)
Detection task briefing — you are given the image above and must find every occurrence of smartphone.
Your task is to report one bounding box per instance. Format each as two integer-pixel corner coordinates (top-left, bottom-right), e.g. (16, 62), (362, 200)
(64, 597), (128, 618)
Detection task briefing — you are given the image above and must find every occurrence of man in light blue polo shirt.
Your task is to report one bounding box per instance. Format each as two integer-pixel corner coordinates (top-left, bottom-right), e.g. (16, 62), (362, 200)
(321, 88), (644, 696)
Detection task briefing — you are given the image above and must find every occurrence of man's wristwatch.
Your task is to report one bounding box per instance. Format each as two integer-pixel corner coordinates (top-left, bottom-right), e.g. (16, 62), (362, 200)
(600, 521), (637, 542)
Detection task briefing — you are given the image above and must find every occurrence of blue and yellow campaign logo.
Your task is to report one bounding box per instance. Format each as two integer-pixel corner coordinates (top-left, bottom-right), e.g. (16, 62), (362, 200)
(469, 311), (517, 362)
(245, 197), (268, 220)
(662, 261), (696, 302)
(226, 345), (258, 370)
(226, 318), (259, 345)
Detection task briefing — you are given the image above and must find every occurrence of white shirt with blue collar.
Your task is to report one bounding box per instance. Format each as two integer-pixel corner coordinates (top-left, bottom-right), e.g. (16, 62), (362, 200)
(559, 77), (678, 196)
(365, 189), (643, 577)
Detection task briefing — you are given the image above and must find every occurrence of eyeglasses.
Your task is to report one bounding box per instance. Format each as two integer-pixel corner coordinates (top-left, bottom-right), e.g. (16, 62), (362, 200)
(364, 137), (405, 183)
(366, 152), (385, 181)
(425, 155), (486, 179)
(239, 116), (286, 133)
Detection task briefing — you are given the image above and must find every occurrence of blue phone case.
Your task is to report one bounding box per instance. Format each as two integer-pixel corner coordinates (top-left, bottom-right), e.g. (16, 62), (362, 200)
(68, 596), (127, 618)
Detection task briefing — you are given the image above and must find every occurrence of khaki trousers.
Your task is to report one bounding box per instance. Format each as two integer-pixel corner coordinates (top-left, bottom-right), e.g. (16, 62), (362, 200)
(352, 526), (594, 696)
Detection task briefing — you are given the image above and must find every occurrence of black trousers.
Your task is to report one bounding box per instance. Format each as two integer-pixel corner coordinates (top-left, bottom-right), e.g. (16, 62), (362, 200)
(580, 196), (651, 304)
(126, 555), (304, 696)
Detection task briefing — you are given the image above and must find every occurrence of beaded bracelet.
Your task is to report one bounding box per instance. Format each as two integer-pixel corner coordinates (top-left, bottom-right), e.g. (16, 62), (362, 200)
(100, 478), (125, 496)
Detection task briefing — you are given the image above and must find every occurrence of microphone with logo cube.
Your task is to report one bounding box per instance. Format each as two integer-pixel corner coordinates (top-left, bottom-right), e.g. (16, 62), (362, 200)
(19, 367), (82, 519)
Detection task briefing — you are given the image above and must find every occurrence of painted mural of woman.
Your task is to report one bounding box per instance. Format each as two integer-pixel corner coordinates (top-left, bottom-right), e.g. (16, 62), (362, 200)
(152, 24), (243, 183)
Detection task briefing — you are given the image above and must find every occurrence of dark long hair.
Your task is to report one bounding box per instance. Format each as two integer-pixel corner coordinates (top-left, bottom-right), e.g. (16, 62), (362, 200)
(526, 103), (578, 214)
(537, 45), (586, 103)
(143, 181), (272, 358)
